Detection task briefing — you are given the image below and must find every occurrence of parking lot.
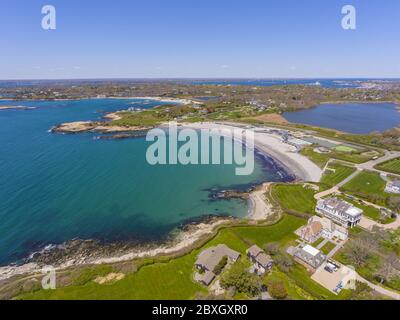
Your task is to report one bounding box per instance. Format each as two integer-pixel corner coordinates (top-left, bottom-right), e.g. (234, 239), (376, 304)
(311, 262), (357, 294)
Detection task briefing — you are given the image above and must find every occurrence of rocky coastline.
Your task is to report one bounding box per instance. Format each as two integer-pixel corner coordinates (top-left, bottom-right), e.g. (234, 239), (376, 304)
(51, 121), (152, 135)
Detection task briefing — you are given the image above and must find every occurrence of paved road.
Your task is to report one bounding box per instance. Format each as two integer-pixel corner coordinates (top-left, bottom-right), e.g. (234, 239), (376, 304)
(314, 169), (361, 200)
(359, 215), (400, 231)
(357, 151), (400, 178)
(356, 274), (400, 300)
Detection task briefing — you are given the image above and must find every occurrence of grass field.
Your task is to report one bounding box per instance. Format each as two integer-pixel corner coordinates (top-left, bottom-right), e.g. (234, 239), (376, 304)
(340, 171), (389, 205)
(271, 184), (317, 215)
(340, 196), (394, 224)
(300, 147), (373, 169)
(312, 237), (324, 247)
(321, 163), (356, 187)
(376, 157), (400, 175)
(300, 147), (330, 168)
(21, 215), (314, 300)
(334, 145), (357, 153)
(320, 242), (336, 255)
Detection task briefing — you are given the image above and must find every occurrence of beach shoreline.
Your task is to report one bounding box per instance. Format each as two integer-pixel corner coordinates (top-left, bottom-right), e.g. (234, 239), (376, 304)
(183, 122), (322, 183)
(0, 121), (321, 281)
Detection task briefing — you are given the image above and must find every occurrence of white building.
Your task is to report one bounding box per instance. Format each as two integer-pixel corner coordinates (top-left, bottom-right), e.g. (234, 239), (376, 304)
(385, 180), (400, 194)
(316, 198), (363, 228)
(294, 245), (326, 269)
(308, 216), (348, 241)
(285, 137), (312, 150)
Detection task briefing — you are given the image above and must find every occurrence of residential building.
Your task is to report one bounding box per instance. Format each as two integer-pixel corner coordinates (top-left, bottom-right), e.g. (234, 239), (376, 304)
(247, 245), (273, 274)
(194, 244), (240, 286)
(194, 271), (216, 287)
(195, 244), (240, 273)
(316, 198), (363, 228)
(298, 221), (323, 243)
(385, 180), (400, 194)
(294, 245), (326, 269)
(308, 216), (348, 241)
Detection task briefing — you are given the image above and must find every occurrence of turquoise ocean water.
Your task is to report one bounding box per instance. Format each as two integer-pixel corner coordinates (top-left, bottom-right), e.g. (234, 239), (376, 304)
(0, 99), (289, 265)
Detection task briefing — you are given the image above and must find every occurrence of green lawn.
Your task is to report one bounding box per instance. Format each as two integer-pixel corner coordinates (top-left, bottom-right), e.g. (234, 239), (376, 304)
(271, 184), (317, 215)
(340, 196), (394, 224)
(376, 157), (400, 175)
(334, 145), (357, 153)
(321, 163), (356, 187)
(300, 147), (330, 168)
(340, 171), (389, 205)
(320, 242), (336, 255)
(20, 215), (306, 300)
(312, 237), (324, 248)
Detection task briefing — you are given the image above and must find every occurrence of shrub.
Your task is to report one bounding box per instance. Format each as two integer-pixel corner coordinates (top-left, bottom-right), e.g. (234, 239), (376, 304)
(268, 281), (288, 300)
(264, 242), (280, 256)
(221, 261), (262, 297)
(213, 256), (228, 275)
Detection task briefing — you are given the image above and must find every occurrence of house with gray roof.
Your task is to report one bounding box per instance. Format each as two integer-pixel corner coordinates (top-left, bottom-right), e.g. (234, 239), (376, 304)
(194, 270), (216, 287)
(247, 245), (273, 275)
(195, 244), (240, 273)
(293, 244), (326, 270)
(194, 244), (240, 286)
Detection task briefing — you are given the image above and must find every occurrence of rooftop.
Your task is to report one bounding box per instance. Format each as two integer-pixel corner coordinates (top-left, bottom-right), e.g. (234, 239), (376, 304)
(247, 245), (264, 258)
(196, 244), (240, 272)
(389, 180), (400, 188)
(320, 198), (363, 217)
(303, 245), (321, 257)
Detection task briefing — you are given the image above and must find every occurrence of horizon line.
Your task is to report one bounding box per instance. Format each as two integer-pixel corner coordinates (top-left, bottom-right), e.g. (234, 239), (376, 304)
(1, 77), (400, 82)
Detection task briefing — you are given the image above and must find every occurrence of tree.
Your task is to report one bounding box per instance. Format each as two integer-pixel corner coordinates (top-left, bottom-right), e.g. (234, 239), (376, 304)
(268, 281), (288, 300)
(264, 242), (280, 256)
(375, 253), (400, 284)
(348, 281), (373, 300)
(387, 196), (400, 213)
(274, 252), (294, 273)
(220, 261), (262, 297)
(213, 256), (228, 275)
(344, 238), (372, 267)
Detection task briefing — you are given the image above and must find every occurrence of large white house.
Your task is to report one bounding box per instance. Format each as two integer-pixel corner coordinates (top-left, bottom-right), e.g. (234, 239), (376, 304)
(316, 198), (363, 228)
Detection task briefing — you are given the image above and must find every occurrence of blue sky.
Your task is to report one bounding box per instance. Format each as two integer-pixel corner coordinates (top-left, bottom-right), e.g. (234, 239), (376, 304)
(0, 0), (399, 79)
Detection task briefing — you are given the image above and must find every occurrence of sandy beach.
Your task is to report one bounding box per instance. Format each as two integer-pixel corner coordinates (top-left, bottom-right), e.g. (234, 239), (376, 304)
(184, 122), (322, 182)
(0, 121), (321, 281)
(109, 96), (200, 105)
